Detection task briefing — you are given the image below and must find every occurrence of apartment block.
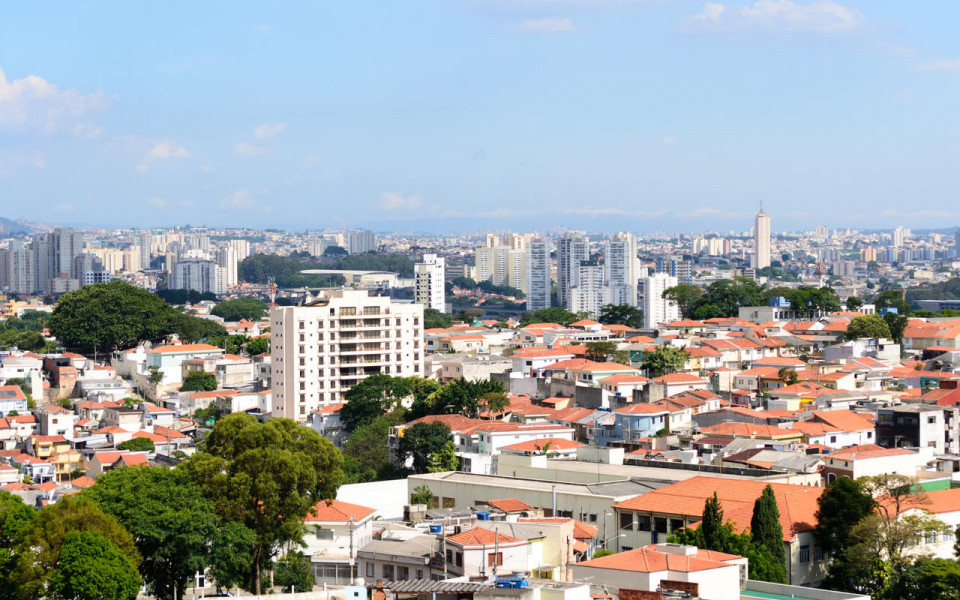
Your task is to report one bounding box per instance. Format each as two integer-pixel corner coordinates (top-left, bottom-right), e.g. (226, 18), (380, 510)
(415, 254), (446, 313)
(271, 290), (424, 421)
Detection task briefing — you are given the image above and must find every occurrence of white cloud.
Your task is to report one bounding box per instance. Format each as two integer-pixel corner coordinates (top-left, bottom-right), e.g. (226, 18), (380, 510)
(56, 202), (75, 213)
(377, 192), (422, 211)
(218, 189), (271, 213)
(147, 197), (167, 209)
(234, 141), (271, 156)
(0, 67), (111, 135)
(685, 0), (867, 33)
(72, 122), (102, 139)
(252, 122), (288, 139)
(917, 58), (960, 72)
(137, 141), (191, 171)
(302, 155), (322, 169)
(515, 17), (577, 32)
(664, 134), (677, 144)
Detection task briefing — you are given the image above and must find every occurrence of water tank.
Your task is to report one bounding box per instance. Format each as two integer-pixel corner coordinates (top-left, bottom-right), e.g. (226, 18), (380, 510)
(428, 524), (442, 534)
(477, 511), (491, 521)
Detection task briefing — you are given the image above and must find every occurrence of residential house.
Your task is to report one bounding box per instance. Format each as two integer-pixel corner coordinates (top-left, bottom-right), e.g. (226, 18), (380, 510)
(87, 450), (149, 477)
(303, 499), (377, 585)
(597, 404), (670, 447)
(876, 404), (960, 454)
(0, 385), (28, 416)
(444, 527), (528, 580)
(820, 445), (922, 484)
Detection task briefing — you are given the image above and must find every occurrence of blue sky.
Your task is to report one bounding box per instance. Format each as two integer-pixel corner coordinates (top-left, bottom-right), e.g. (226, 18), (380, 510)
(1, 0), (959, 233)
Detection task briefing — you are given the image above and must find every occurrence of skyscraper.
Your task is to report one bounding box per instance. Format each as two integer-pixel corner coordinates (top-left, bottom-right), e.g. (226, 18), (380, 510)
(414, 254), (446, 313)
(892, 226), (906, 248)
(570, 261), (604, 317)
(603, 232), (638, 306)
(556, 232), (588, 310)
(754, 207), (771, 270)
(526, 239), (550, 312)
(216, 246), (239, 288)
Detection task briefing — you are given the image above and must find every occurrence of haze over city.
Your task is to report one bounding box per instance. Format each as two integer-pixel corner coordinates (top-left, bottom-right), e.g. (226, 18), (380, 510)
(3, 1), (960, 232)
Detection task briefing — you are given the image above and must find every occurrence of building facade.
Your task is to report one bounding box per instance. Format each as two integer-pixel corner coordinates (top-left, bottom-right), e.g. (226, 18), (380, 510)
(415, 254), (446, 313)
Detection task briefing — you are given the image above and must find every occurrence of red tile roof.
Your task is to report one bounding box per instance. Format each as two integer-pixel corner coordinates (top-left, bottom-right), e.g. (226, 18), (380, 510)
(488, 498), (535, 513)
(576, 545), (737, 573)
(447, 527), (524, 547)
(304, 499), (376, 522)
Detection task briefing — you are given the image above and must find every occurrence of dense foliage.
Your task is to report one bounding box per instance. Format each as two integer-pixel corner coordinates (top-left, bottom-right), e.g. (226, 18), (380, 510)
(424, 308), (453, 329)
(181, 371), (218, 392)
(211, 298), (268, 321)
(520, 307), (584, 326)
(598, 304), (644, 328)
(845, 314), (892, 340)
(155, 289), (218, 305)
(238, 253), (346, 288)
(641, 346), (688, 378)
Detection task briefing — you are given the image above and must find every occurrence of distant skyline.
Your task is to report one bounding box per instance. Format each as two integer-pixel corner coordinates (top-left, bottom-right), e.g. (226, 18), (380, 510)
(2, 1), (960, 232)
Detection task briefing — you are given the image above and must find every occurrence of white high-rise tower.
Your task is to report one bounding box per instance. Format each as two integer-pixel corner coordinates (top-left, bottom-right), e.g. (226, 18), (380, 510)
(556, 233), (588, 311)
(414, 254), (446, 313)
(754, 206), (771, 270)
(526, 239), (550, 312)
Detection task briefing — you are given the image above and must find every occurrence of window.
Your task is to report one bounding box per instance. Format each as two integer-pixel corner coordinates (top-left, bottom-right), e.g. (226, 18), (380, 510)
(926, 531), (938, 544)
(487, 552), (503, 567)
(446, 549), (453, 563)
(620, 512), (634, 531)
(654, 517), (667, 534)
(315, 528), (334, 540)
(366, 563), (374, 577)
(636, 515), (651, 532)
(929, 416), (938, 424)
(830, 436), (837, 444)
(382, 565), (394, 579)
(455, 552), (463, 567)
(416, 570), (423, 579)
(799, 545), (810, 564)
(397, 566), (409, 579)
(814, 545), (824, 562)
(670, 519), (684, 532)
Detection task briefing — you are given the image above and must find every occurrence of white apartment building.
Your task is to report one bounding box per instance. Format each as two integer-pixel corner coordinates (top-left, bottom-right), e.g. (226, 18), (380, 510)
(170, 259), (225, 295)
(415, 254), (446, 313)
(570, 262), (604, 317)
(271, 290), (424, 421)
(227, 238), (251, 260)
(556, 233), (588, 311)
(642, 273), (679, 329)
(526, 240), (551, 312)
(347, 231), (377, 255)
(216, 246), (239, 288)
(604, 232), (638, 306)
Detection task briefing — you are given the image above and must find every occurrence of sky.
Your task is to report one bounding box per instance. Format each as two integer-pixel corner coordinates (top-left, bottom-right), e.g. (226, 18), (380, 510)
(1, 0), (959, 233)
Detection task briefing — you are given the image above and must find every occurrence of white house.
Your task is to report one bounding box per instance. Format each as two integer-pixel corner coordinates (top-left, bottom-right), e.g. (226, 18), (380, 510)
(302, 499), (377, 585)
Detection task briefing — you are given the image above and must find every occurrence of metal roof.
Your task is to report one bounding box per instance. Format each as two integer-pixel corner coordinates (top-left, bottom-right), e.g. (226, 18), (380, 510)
(374, 580), (492, 594)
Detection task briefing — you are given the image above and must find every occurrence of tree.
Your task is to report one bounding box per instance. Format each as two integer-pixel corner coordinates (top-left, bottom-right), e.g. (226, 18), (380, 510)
(273, 551), (313, 593)
(424, 308), (453, 330)
(427, 441), (460, 473)
(49, 531), (141, 600)
(410, 485), (435, 507)
(585, 341), (618, 362)
(598, 304), (644, 328)
(207, 521), (256, 593)
(245, 337), (269, 355)
(688, 278), (766, 319)
(47, 281), (175, 354)
(778, 367), (799, 385)
(846, 296), (863, 310)
(169, 312), (228, 342)
(343, 411), (408, 483)
(147, 366), (165, 385)
(181, 371), (218, 392)
(700, 492), (726, 551)
(884, 312), (909, 346)
(892, 558), (960, 600)
(340, 375), (413, 431)
(0, 491), (35, 594)
(861, 473), (927, 519)
(180, 414), (343, 594)
(641, 346), (688, 378)
(85, 467), (220, 600)
(3, 377), (32, 403)
(520, 307), (582, 327)
(411, 378), (504, 419)
(814, 476), (876, 557)
(480, 391), (510, 416)
(396, 422), (453, 474)
(211, 299), (268, 322)
(662, 285), (703, 319)
(117, 437), (155, 452)
(749, 485), (787, 584)
(0, 330), (46, 352)
(12, 495), (140, 600)
(783, 286), (842, 318)
(846, 314), (892, 341)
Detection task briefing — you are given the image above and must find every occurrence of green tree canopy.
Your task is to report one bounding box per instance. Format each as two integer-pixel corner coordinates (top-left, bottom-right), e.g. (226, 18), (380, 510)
(340, 375), (414, 431)
(585, 341), (618, 362)
(396, 421), (453, 474)
(410, 377), (504, 419)
(117, 437), (155, 453)
(343, 411), (408, 483)
(424, 308), (453, 330)
(598, 304), (644, 328)
(687, 278), (766, 320)
(181, 372), (218, 392)
(641, 346), (688, 378)
(846, 296), (863, 310)
(846, 314), (892, 340)
(85, 466), (220, 600)
(245, 337), (269, 355)
(12, 495), (140, 600)
(49, 531), (141, 600)
(520, 307), (584, 327)
(179, 414), (343, 594)
(701, 492), (726, 551)
(893, 558), (960, 600)
(211, 299), (267, 322)
(662, 285), (703, 319)
(750, 485), (787, 584)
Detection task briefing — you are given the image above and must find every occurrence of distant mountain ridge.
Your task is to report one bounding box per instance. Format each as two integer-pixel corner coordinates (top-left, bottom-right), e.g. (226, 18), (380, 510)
(0, 217), (43, 235)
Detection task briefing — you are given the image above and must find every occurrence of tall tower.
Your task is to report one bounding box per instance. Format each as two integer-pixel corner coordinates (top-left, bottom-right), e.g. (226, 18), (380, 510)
(556, 232), (588, 310)
(754, 206), (771, 270)
(603, 232), (638, 306)
(414, 254), (446, 313)
(525, 239), (550, 312)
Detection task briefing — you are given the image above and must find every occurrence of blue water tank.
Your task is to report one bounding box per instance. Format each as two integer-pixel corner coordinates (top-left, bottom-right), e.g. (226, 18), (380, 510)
(477, 511), (491, 521)
(428, 524), (442, 534)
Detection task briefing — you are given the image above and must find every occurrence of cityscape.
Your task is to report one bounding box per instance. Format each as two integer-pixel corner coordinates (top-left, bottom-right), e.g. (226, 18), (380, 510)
(4, 2), (960, 600)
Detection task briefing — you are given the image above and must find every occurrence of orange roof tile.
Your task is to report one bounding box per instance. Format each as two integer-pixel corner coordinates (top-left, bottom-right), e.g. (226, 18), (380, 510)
(304, 499), (376, 522)
(447, 527), (524, 547)
(488, 498), (535, 513)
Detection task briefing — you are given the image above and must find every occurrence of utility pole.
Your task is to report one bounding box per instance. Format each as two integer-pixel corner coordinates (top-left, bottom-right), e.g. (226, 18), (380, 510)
(349, 515), (355, 582)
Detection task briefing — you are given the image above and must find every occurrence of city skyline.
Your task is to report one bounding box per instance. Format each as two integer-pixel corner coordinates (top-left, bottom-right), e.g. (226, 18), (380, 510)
(2, 1), (960, 231)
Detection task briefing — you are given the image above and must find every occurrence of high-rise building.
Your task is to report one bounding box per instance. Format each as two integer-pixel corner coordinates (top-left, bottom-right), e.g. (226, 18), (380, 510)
(507, 249), (527, 293)
(753, 208), (771, 270)
(893, 226), (906, 248)
(815, 225), (829, 239)
(475, 246), (509, 286)
(170, 259), (224, 294)
(604, 232), (638, 306)
(526, 240), (550, 312)
(138, 233), (153, 270)
(270, 290), (424, 420)
(216, 247), (239, 289)
(0, 242), (33, 294)
(415, 254), (446, 313)
(642, 273), (680, 329)
(347, 231), (377, 255)
(26, 228), (84, 293)
(228, 239), (252, 261)
(570, 261), (604, 317)
(556, 233), (588, 310)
